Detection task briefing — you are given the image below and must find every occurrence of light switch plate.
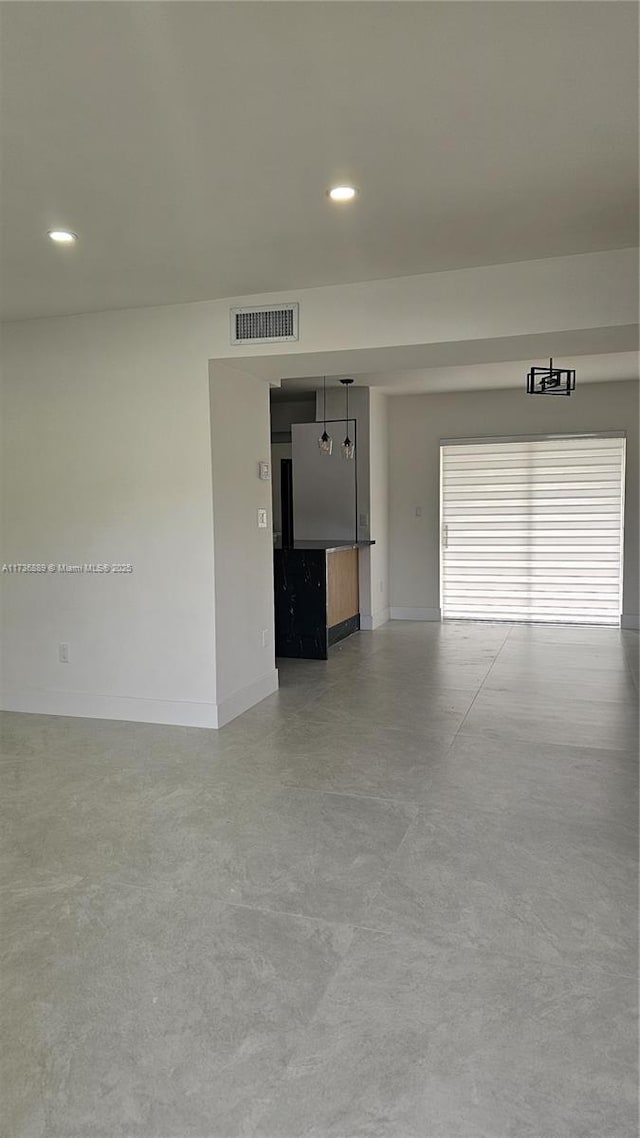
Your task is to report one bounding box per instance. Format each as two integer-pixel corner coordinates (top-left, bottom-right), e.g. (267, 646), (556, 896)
(258, 461), (270, 481)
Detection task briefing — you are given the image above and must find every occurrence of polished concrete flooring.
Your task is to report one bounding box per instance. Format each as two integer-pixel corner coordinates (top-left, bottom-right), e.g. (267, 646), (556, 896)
(2, 621), (638, 1138)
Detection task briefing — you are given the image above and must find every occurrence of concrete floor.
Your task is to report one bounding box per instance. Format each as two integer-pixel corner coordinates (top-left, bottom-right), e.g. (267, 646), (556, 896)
(2, 621), (638, 1138)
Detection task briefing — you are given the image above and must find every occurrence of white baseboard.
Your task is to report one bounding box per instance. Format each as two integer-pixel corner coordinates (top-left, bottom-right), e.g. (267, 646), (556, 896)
(0, 687), (220, 728)
(621, 613), (640, 631)
(360, 607), (390, 631)
(214, 669), (279, 728)
(1, 669), (280, 730)
(390, 606), (442, 622)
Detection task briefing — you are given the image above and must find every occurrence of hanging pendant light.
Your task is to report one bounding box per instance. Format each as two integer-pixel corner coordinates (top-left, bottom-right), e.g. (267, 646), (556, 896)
(318, 376), (333, 454)
(526, 357), (576, 396)
(340, 378), (355, 459)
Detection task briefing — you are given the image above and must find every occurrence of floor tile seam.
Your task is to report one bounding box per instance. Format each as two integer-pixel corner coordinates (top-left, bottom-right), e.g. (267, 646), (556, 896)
(278, 677), (357, 706)
(471, 669), (637, 696)
(315, 702), (481, 732)
(5, 742), (637, 803)
(0, 721), (457, 760)
(352, 791), (639, 852)
(356, 808), (431, 926)
(326, 921), (640, 982)
(35, 877), (398, 938)
(440, 729), (640, 765)
(241, 778), (425, 811)
(445, 628), (514, 729)
(357, 790), (639, 927)
(0, 760), (444, 803)
(196, 776), (424, 813)
(244, 933), (639, 1122)
(268, 778), (640, 831)
(285, 699), (462, 741)
(476, 672), (640, 695)
(454, 650), (640, 723)
(244, 916), (421, 1135)
(447, 672), (493, 742)
(454, 725), (639, 753)
(4, 878), (637, 984)
(493, 648), (634, 664)
(236, 930), (371, 1136)
(468, 624), (515, 691)
(479, 691), (640, 711)
(3, 780), (638, 847)
(463, 622), (513, 653)
(284, 759), (609, 813)
(288, 681), (348, 709)
(309, 677), (493, 699)
(203, 897), (395, 937)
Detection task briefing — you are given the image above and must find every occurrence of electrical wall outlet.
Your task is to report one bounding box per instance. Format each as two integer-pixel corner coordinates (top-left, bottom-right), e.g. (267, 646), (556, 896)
(257, 508), (268, 528)
(258, 461), (270, 481)
(58, 642), (69, 663)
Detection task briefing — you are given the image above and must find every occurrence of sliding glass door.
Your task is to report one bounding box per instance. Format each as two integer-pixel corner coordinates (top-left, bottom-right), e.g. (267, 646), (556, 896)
(440, 434), (625, 625)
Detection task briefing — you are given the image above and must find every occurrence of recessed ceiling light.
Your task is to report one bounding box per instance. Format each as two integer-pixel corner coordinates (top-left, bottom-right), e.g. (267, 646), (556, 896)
(328, 186), (358, 202)
(48, 229), (78, 244)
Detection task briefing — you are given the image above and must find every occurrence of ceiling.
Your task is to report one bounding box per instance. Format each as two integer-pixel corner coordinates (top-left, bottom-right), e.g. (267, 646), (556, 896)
(1, 2), (638, 322)
(272, 351), (639, 399)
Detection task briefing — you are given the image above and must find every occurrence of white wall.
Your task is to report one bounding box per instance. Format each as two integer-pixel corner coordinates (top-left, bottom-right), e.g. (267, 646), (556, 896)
(210, 367), (278, 725)
(217, 248), (638, 375)
(270, 396), (315, 437)
(1, 309), (218, 725)
(0, 311), (280, 728)
(388, 380), (639, 625)
(362, 389), (390, 630)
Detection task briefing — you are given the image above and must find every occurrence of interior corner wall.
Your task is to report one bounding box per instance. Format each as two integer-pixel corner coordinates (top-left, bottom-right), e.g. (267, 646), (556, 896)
(1, 309), (218, 726)
(209, 366), (278, 726)
(388, 379), (639, 624)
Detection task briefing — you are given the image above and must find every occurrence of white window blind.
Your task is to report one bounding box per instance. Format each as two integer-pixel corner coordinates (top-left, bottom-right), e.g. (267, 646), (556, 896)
(440, 434), (625, 625)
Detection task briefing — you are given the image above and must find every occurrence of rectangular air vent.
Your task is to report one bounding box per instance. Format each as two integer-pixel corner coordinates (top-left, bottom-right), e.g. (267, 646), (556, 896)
(230, 303), (299, 345)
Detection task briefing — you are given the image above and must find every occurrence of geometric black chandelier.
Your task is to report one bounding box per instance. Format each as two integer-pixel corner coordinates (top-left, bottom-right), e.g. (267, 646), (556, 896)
(526, 357), (576, 396)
